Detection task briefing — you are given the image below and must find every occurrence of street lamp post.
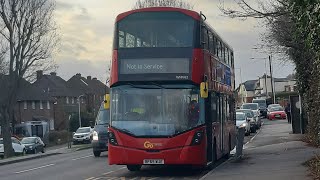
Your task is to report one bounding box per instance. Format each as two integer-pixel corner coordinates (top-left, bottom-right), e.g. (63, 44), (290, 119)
(269, 55), (276, 104)
(78, 95), (84, 128)
(251, 52), (276, 103)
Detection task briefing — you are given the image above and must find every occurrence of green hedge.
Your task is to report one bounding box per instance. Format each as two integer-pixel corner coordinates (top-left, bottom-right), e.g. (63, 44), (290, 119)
(48, 130), (72, 145)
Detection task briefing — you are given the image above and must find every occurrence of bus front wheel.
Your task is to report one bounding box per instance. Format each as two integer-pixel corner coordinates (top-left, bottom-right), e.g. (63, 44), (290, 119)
(127, 165), (142, 171)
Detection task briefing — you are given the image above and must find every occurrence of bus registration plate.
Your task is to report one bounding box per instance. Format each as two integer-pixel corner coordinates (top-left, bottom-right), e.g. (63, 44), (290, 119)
(143, 159), (164, 164)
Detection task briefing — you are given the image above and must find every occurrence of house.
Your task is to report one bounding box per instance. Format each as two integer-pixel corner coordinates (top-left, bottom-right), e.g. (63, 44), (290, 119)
(16, 70), (78, 131)
(67, 74), (109, 117)
(254, 74), (297, 98)
(237, 80), (258, 105)
(237, 74), (297, 106)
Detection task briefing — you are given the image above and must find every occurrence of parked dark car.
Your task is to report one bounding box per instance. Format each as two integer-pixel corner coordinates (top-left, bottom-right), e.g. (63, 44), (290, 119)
(21, 137), (45, 154)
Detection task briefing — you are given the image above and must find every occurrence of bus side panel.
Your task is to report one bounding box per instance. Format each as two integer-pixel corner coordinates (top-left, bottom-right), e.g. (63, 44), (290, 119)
(192, 48), (204, 84)
(110, 50), (118, 86)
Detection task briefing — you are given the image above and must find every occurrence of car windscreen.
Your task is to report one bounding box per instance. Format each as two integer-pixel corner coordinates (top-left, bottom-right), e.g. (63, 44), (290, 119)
(21, 138), (36, 144)
(237, 110), (254, 118)
(252, 100), (266, 108)
(76, 128), (90, 133)
(242, 104), (258, 110)
(271, 107), (284, 112)
(96, 108), (110, 125)
(236, 113), (246, 121)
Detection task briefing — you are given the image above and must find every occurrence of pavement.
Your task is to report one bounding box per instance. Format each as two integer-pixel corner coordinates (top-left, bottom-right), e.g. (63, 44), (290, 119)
(201, 119), (319, 180)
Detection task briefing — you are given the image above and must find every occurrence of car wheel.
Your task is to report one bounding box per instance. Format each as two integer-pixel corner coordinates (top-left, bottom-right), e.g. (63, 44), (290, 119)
(93, 150), (101, 157)
(127, 165), (142, 171)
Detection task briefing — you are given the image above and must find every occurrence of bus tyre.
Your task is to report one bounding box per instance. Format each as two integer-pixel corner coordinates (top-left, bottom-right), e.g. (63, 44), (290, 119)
(127, 165), (142, 171)
(93, 150), (101, 157)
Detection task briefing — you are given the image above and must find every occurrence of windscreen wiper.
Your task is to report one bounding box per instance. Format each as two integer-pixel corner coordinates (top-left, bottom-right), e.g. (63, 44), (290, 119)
(118, 128), (135, 136)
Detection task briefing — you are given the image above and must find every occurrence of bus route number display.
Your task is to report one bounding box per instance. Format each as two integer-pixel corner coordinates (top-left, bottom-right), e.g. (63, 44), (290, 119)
(120, 58), (190, 74)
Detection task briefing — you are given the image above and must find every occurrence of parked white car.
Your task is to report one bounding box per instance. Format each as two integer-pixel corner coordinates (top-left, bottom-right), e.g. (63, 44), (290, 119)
(73, 127), (93, 144)
(236, 112), (251, 136)
(0, 137), (26, 157)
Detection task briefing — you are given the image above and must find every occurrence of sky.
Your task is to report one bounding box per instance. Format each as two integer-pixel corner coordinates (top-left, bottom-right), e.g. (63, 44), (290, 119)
(54, 0), (295, 86)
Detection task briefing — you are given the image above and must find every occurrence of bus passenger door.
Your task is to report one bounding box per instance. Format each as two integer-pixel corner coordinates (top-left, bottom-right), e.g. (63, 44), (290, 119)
(205, 93), (213, 163)
(219, 94), (224, 155)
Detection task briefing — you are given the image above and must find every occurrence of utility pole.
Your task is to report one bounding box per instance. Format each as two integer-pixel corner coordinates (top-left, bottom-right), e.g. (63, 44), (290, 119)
(264, 59), (268, 97)
(269, 55), (276, 104)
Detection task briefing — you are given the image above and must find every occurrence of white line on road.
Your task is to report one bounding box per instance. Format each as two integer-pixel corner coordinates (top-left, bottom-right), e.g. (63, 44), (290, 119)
(85, 177), (96, 180)
(72, 155), (93, 161)
(15, 163), (55, 174)
(103, 170), (114, 175)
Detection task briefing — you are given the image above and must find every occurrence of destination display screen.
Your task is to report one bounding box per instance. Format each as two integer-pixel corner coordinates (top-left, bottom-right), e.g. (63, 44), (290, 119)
(119, 58), (190, 74)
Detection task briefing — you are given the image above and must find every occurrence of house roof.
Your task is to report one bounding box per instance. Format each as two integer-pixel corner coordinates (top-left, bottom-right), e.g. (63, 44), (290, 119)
(0, 74), (31, 102)
(243, 80), (257, 91)
(32, 72), (75, 97)
(17, 85), (55, 101)
(67, 74), (109, 96)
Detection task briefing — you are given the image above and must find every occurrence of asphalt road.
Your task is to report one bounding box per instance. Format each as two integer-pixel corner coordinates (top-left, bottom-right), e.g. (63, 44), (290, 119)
(0, 119), (265, 180)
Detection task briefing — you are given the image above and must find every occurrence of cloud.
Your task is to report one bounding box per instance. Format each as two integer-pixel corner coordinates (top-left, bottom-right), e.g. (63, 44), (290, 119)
(53, 0), (294, 86)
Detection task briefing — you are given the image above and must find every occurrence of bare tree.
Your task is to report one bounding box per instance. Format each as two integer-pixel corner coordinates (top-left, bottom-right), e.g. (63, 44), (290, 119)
(133, 0), (194, 10)
(0, 0), (59, 158)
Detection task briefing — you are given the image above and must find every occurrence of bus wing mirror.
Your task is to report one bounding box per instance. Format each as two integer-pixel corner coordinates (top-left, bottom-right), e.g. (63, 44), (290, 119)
(200, 82), (208, 98)
(104, 94), (110, 110)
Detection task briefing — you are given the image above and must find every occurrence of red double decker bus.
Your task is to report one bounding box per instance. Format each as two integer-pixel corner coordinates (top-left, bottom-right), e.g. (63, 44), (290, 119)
(108, 7), (236, 171)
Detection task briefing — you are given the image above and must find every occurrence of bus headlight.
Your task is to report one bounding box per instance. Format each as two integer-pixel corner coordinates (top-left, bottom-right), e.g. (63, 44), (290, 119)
(92, 131), (99, 141)
(108, 131), (118, 145)
(191, 131), (204, 146)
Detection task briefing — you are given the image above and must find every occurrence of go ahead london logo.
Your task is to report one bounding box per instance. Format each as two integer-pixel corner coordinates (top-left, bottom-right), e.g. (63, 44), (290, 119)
(143, 141), (163, 149)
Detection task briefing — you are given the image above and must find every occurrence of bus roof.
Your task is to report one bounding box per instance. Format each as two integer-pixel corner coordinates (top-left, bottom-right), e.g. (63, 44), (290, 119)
(116, 7), (201, 22)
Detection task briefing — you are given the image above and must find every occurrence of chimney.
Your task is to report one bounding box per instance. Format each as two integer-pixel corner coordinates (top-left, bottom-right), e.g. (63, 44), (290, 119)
(87, 76), (91, 81)
(50, 72), (57, 76)
(36, 70), (43, 80)
(76, 73), (81, 77)
(92, 77), (97, 80)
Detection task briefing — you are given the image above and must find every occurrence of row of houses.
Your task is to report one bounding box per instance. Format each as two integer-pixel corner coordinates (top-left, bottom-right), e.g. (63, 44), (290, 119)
(237, 74), (297, 105)
(0, 71), (109, 137)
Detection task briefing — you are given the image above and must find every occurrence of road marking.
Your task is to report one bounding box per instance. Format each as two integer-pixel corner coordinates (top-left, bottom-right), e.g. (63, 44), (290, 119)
(85, 177), (96, 180)
(72, 155), (93, 161)
(103, 170), (114, 175)
(15, 163), (55, 174)
(103, 167), (126, 176)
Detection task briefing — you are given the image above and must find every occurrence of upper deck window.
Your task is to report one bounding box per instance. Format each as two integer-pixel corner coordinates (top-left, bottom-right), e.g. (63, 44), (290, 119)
(116, 12), (196, 48)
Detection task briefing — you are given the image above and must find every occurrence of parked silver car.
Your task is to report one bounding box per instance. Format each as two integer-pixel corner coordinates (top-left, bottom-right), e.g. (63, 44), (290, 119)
(236, 112), (251, 136)
(237, 109), (257, 133)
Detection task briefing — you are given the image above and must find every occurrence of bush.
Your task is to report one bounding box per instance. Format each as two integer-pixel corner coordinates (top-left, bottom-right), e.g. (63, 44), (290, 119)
(69, 112), (95, 132)
(48, 130), (72, 145)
